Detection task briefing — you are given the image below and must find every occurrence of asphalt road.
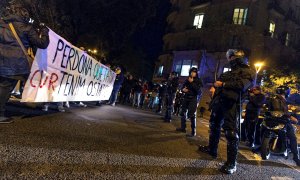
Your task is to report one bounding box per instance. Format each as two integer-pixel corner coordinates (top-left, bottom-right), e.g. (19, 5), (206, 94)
(0, 102), (299, 179)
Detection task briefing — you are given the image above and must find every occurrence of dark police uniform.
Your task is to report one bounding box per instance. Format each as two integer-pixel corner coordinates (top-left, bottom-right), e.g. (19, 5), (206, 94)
(177, 68), (203, 136)
(199, 55), (255, 174)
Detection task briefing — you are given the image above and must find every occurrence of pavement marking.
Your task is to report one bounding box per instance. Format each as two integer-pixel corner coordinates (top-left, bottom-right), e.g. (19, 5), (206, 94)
(278, 159), (300, 174)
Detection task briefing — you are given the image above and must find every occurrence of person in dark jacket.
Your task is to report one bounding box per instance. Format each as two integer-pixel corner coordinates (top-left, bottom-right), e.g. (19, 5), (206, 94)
(164, 72), (179, 122)
(243, 86), (266, 148)
(176, 67), (203, 137)
(267, 86), (300, 166)
(156, 80), (167, 113)
(121, 74), (135, 104)
(107, 66), (124, 106)
(0, 1), (49, 123)
(132, 79), (143, 108)
(198, 49), (255, 174)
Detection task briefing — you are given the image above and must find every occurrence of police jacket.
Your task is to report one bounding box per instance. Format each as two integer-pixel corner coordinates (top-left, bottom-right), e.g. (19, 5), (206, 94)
(0, 15), (49, 77)
(133, 81), (143, 93)
(217, 61), (255, 102)
(166, 77), (179, 94)
(268, 94), (289, 114)
(182, 77), (203, 99)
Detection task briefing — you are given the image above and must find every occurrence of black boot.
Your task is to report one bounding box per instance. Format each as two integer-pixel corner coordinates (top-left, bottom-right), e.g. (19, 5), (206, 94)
(191, 129), (196, 137)
(293, 153), (300, 166)
(220, 140), (238, 174)
(186, 130), (196, 137)
(198, 145), (217, 159)
(204, 127), (221, 159)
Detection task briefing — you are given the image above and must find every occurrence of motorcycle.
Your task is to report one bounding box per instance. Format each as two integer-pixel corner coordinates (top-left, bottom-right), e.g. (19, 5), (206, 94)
(260, 111), (294, 160)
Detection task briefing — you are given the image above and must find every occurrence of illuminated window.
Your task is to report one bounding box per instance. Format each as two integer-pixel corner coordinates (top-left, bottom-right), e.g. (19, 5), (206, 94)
(233, 8), (248, 25)
(269, 22), (276, 38)
(157, 66), (164, 76)
(181, 60), (192, 76)
(173, 60), (198, 77)
(193, 14), (204, 29)
(285, 33), (290, 47)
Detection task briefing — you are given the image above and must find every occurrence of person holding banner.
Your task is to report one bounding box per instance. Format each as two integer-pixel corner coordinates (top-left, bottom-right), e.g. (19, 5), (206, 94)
(0, 1), (49, 123)
(107, 67), (124, 106)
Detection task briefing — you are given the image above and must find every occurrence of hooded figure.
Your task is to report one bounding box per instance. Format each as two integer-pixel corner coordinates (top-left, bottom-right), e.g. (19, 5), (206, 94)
(0, 0), (49, 123)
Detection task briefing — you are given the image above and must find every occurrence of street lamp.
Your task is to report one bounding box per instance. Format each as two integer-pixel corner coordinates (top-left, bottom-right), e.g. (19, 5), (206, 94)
(254, 62), (263, 86)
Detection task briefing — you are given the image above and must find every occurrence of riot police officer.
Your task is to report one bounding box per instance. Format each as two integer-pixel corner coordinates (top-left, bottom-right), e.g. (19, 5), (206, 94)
(164, 72), (179, 122)
(176, 67), (203, 137)
(268, 86), (300, 166)
(199, 49), (255, 174)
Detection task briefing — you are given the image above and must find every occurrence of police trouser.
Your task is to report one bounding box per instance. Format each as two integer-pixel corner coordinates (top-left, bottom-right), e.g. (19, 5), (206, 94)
(286, 123), (299, 159)
(209, 99), (240, 165)
(0, 76), (18, 116)
(180, 97), (197, 133)
(164, 93), (175, 120)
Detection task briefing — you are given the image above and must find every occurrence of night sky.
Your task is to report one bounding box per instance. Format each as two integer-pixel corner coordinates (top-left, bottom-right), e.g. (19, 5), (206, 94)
(132, 1), (171, 62)
(124, 1), (171, 79)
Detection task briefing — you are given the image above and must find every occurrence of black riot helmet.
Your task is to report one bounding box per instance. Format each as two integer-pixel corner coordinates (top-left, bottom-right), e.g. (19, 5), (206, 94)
(226, 49), (245, 60)
(276, 86), (290, 98)
(226, 49), (248, 68)
(189, 67), (199, 78)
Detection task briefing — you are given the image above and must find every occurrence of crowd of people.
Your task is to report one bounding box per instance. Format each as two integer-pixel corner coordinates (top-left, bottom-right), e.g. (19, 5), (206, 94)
(0, 1), (299, 176)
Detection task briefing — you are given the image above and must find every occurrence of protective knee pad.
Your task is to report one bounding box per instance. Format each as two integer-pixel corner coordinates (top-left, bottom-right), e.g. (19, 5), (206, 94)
(225, 130), (239, 141)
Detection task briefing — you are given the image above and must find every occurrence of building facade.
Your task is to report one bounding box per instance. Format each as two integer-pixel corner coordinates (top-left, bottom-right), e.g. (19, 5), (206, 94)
(153, 0), (300, 84)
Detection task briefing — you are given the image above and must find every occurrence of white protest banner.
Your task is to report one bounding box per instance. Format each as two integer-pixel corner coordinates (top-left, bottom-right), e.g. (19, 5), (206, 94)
(21, 29), (116, 102)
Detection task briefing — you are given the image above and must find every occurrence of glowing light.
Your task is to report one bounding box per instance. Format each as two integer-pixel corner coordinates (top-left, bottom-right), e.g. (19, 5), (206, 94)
(254, 62), (264, 73)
